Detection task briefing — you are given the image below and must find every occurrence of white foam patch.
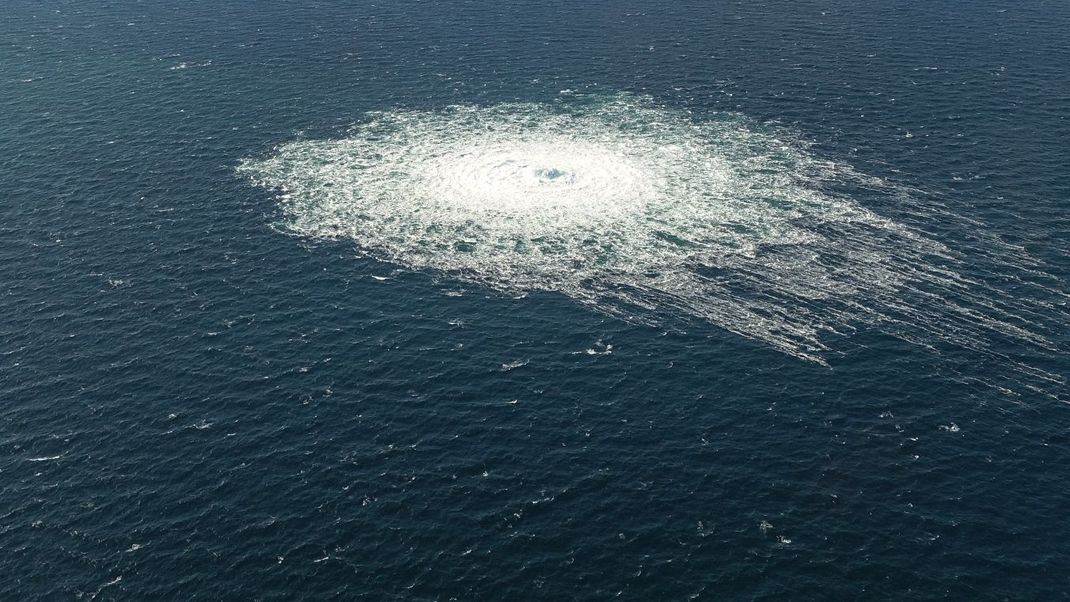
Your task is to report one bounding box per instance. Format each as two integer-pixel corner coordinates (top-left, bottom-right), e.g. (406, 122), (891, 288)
(239, 94), (1066, 397)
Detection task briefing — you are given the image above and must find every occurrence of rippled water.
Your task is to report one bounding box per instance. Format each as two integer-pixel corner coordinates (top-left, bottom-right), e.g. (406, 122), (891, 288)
(2, 0), (1069, 599)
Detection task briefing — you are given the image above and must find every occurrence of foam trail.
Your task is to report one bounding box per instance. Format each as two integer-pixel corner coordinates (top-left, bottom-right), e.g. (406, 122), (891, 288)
(239, 93), (1067, 400)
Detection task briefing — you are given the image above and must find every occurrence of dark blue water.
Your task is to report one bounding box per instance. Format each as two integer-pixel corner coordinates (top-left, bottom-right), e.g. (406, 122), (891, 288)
(2, 1), (1069, 599)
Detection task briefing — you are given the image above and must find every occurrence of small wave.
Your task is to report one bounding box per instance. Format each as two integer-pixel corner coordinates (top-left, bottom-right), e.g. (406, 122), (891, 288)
(500, 359), (529, 372)
(170, 60), (212, 71)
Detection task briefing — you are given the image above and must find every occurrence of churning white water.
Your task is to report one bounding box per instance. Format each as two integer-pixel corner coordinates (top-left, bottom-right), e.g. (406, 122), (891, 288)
(239, 93), (1064, 397)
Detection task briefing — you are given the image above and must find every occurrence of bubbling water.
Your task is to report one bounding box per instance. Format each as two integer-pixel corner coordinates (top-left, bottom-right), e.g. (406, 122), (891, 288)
(409, 138), (653, 218)
(239, 94), (1065, 398)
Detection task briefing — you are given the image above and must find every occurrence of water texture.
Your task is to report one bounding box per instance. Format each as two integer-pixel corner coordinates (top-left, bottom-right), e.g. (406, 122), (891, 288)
(2, 0), (1069, 599)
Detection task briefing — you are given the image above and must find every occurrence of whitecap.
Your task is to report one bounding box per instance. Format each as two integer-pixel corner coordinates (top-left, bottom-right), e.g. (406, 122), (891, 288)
(500, 359), (529, 371)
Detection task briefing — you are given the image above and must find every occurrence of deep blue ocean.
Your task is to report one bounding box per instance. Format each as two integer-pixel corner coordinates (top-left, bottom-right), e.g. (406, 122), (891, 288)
(2, 1), (1069, 599)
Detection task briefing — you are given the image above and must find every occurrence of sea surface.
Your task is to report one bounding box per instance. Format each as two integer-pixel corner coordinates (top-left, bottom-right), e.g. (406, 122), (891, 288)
(2, 1), (1069, 599)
